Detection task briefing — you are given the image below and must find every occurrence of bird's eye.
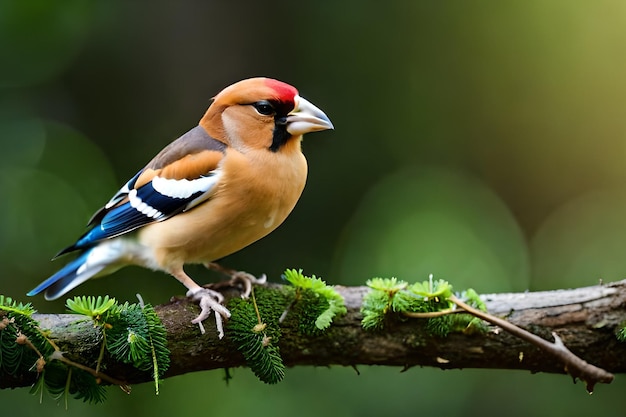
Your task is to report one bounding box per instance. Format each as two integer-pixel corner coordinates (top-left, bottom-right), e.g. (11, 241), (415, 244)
(252, 101), (275, 116)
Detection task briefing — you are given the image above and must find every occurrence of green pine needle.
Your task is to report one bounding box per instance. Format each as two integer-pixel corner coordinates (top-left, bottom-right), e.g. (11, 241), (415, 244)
(1, 294), (108, 406)
(0, 293), (170, 404)
(228, 297), (285, 384)
(66, 295), (116, 320)
(105, 301), (170, 394)
(283, 269), (346, 331)
(64, 295), (171, 391)
(30, 361), (107, 405)
(617, 326), (626, 342)
(0, 295), (52, 380)
(0, 295), (36, 317)
(361, 276), (487, 337)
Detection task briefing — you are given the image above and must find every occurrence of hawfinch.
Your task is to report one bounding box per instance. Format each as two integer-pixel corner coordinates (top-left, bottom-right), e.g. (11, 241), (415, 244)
(28, 77), (333, 337)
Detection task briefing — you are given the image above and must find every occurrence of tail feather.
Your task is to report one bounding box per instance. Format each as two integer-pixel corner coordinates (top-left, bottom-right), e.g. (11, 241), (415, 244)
(28, 249), (108, 300)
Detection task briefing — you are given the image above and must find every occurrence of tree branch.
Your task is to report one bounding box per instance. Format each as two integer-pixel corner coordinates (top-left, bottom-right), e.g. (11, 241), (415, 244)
(2, 279), (626, 391)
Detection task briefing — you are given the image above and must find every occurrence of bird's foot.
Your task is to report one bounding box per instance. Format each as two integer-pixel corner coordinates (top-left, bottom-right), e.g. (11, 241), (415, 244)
(228, 270), (267, 298)
(205, 262), (267, 298)
(186, 287), (231, 338)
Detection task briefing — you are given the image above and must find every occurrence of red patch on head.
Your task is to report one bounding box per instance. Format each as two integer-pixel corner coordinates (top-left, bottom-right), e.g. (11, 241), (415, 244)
(264, 78), (298, 104)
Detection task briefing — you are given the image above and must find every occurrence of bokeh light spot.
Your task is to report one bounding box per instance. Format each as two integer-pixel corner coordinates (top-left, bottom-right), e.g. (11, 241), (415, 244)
(334, 165), (529, 292)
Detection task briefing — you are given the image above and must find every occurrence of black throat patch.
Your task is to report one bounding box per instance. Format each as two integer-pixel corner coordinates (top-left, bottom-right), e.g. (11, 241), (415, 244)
(269, 117), (292, 152)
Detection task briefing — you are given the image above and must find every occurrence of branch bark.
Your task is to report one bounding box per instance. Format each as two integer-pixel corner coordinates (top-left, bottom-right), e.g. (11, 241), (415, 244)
(3, 279), (626, 390)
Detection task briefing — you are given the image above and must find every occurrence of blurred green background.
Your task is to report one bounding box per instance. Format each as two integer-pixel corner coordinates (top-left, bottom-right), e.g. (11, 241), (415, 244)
(2, 0), (626, 415)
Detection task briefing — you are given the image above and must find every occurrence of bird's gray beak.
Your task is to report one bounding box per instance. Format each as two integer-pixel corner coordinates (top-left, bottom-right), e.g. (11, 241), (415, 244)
(286, 95), (334, 136)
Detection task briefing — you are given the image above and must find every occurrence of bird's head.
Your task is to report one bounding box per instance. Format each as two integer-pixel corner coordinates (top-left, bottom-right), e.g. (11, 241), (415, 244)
(200, 77), (333, 153)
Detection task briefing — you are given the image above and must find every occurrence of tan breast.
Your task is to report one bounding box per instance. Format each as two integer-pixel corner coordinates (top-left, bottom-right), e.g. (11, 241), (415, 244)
(137, 145), (307, 271)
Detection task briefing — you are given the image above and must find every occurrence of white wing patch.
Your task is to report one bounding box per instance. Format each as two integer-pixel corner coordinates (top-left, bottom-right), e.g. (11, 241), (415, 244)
(129, 189), (164, 219)
(152, 175), (218, 199)
(122, 171), (221, 222)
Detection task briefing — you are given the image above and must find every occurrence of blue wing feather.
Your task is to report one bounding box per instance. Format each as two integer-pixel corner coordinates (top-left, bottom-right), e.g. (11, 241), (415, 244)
(75, 202), (154, 248)
(27, 250), (94, 299)
(30, 125), (227, 300)
(60, 172), (219, 254)
(54, 126), (226, 257)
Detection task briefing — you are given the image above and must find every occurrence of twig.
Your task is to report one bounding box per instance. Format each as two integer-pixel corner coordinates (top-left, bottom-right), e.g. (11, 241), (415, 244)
(448, 294), (614, 392)
(49, 351), (132, 393)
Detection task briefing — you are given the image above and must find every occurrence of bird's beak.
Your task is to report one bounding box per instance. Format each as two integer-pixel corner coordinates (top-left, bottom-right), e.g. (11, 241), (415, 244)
(286, 95), (334, 136)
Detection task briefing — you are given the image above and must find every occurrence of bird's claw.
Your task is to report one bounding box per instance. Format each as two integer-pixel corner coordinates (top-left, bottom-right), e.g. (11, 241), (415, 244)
(230, 271), (267, 298)
(205, 262), (267, 298)
(186, 288), (231, 338)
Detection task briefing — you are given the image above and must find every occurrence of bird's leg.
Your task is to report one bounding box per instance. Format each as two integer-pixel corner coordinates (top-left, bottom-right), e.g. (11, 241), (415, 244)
(205, 262), (267, 298)
(170, 268), (230, 338)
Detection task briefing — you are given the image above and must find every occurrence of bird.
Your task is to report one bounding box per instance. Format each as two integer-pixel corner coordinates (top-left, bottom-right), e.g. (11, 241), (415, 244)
(28, 77), (333, 337)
